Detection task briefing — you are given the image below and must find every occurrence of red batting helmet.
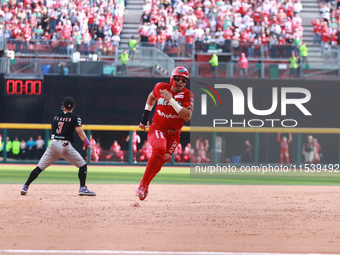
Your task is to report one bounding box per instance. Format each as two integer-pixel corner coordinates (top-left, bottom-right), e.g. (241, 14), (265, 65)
(170, 66), (189, 87)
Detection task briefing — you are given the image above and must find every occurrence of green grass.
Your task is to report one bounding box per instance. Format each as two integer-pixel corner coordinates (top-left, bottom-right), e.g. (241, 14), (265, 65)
(0, 164), (340, 185)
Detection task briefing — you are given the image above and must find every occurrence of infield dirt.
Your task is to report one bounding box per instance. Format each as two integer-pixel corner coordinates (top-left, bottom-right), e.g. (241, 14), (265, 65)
(0, 184), (339, 253)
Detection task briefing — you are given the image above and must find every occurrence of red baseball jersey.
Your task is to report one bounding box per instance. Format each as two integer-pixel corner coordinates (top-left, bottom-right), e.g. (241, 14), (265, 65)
(152, 82), (194, 131)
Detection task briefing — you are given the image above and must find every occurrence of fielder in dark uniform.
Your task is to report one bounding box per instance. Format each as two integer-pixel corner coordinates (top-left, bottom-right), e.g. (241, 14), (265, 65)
(20, 97), (96, 196)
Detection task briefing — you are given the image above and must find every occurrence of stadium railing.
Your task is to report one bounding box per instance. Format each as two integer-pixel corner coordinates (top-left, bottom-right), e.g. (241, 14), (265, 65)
(1, 124), (340, 166)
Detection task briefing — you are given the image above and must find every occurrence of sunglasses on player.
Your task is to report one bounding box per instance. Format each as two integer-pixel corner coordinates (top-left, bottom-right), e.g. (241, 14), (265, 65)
(173, 77), (188, 83)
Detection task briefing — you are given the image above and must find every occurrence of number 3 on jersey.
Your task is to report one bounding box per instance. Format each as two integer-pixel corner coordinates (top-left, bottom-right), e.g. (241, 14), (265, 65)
(56, 121), (64, 134)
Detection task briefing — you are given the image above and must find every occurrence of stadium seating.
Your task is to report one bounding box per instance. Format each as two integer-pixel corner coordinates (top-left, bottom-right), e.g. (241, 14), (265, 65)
(1, 0), (125, 56)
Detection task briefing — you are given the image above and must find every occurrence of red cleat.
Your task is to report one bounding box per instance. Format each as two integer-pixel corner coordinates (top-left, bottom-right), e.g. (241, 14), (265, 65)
(134, 184), (149, 201)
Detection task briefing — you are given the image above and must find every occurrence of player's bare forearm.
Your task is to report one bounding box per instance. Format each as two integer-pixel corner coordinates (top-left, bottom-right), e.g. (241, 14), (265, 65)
(146, 91), (157, 106)
(75, 127), (88, 141)
(178, 108), (192, 122)
(76, 127), (95, 152)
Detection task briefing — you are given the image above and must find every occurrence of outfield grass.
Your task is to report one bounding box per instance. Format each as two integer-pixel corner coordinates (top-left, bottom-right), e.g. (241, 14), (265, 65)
(0, 164), (339, 185)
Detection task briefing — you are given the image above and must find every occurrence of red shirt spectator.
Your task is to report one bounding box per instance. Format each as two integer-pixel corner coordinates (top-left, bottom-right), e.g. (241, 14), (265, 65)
(321, 25), (330, 42)
(148, 33), (157, 45)
(278, 36), (286, 45)
(194, 7), (204, 20)
(240, 31), (249, 44)
(253, 9), (262, 22)
(12, 26), (21, 39)
(111, 21), (122, 35)
(157, 32), (167, 44)
(238, 52), (248, 68)
(311, 19), (321, 34)
(331, 32), (338, 45)
(286, 6), (294, 17)
(21, 23), (31, 37)
(223, 27), (233, 40)
(261, 34), (269, 45)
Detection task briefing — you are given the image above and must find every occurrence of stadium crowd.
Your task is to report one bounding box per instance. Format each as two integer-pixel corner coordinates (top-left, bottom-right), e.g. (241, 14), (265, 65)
(138, 0), (340, 58)
(0, 0), (125, 55)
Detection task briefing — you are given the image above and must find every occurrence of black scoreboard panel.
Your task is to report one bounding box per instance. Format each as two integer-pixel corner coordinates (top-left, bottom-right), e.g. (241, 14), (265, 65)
(1, 77), (44, 123)
(1, 75), (340, 128)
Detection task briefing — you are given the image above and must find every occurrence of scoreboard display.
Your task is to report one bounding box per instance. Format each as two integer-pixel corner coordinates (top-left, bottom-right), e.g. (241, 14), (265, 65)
(4, 78), (43, 96)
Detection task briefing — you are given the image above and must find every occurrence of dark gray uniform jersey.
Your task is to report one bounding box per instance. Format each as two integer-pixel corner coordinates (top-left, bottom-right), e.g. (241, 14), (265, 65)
(38, 111), (86, 170)
(51, 112), (81, 143)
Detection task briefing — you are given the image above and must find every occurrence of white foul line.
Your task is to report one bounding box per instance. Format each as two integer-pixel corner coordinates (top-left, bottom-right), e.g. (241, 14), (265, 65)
(0, 250), (340, 255)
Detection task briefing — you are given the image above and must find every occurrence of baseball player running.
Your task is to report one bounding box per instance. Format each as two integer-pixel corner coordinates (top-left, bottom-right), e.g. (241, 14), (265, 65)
(134, 66), (194, 200)
(20, 97), (96, 196)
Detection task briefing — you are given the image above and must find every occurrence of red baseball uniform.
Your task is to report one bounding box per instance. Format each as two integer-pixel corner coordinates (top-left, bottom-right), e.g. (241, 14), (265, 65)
(277, 133), (291, 164)
(135, 66), (194, 201)
(140, 82), (193, 185)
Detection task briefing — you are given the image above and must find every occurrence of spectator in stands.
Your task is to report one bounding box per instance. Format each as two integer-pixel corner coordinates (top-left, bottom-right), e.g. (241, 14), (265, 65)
(74, 31), (82, 53)
(286, 34), (294, 58)
(82, 29), (92, 55)
(148, 31), (157, 47)
(311, 18), (322, 44)
(120, 49), (129, 75)
(289, 52), (298, 78)
(202, 29), (211, 52)
(194, 25), (205, 52)
(269, 35), (278, 58)
(209, 53), (218, 77)
(320, 4), (330, 23)
(320, 22), (330, 53)
(96, 37), (104, 54)
(177, 32), (186, 57)
(128, 36), (138, 60)
(103, 37), (113, 55)
(223, 26), (233, 52)
(157, 30), (167, 51)
(293, 0), (303, 15)
(238, 52), (248, 78)
(185, 26), (195, 57)
(141, 10), (150, 24)
(299, 41), (308, 65)
(22, 23), (31, 53)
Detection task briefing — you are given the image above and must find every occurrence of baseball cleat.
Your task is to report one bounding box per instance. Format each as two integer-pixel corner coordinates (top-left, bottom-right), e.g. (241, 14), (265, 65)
(79, 186), (96, 196)
(21, 185), (29, 196)
(134, 184), (149, 201)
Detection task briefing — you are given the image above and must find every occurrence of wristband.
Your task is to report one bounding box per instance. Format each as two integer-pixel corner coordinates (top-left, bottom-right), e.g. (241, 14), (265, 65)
(169, 98), (183, 113)
(84, 138), (91, 146)
(145, 103), (153, 111)
(141, 109), (151, 125)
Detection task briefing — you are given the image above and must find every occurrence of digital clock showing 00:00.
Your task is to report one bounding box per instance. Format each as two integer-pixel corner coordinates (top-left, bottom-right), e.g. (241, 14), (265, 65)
(5, 79), (43, 96)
